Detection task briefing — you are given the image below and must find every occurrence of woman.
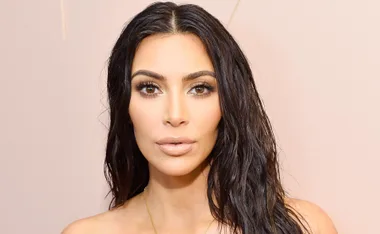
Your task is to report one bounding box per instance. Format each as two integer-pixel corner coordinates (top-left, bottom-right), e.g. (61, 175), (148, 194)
(63, 2), (337, 234)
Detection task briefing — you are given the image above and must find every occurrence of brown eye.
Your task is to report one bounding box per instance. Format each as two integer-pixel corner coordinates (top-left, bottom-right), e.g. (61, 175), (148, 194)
(136, 81), (161, 98)
(145, 85), (156, 94)
(194, 86), (205, 94)
(189, 83), (215, 97)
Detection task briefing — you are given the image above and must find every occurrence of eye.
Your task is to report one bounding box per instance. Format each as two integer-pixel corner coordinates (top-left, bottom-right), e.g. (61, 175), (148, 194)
(136, 81), (162, 97)
(135, 81), (215, 98)
(188, 83), (215, 97)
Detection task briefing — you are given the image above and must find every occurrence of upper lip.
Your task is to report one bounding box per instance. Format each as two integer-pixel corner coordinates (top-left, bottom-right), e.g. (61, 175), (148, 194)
(156, 137), (195, 145)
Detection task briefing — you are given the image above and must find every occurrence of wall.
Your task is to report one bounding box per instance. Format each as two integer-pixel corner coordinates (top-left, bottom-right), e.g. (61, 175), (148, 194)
(1, 0), (378, 233)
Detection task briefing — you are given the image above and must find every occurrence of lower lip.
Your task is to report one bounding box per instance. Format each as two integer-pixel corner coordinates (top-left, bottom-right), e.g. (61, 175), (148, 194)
(156, 143), (194, 156)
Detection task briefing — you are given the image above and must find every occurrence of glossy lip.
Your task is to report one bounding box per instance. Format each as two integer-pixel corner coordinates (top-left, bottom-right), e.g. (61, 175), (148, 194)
(156, 137), (196, 156)
(156, 137), (196, 145)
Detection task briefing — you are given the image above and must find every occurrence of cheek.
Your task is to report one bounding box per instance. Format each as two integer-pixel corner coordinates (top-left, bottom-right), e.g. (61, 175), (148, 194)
(129, 96), (160, 137)
(191, 98), (221, 134)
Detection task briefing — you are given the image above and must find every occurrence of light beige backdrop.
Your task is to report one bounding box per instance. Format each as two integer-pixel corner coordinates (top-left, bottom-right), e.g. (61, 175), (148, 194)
(1, 0), (379, 233)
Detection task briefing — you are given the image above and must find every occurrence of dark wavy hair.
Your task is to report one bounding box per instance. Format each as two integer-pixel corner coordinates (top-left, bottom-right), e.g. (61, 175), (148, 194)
(105, 2), (309, 234)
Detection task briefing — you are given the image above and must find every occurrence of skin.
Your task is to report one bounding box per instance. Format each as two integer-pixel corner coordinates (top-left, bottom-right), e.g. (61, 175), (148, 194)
(62, 33), (337, 234)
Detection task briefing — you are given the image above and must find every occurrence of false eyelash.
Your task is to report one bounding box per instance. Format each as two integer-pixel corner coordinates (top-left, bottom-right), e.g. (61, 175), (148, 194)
(135, 81), (161, 98)
(190, 82), (215, 92)
(135, 81), (159, 91)
(135, 81), (216, 98)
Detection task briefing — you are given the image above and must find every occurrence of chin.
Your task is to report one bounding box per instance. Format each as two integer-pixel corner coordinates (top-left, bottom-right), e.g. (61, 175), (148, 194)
(151, 157), (206, 177)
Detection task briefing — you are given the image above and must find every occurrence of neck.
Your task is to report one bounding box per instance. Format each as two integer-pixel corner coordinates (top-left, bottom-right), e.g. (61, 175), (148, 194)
(144, 162), (213, 229)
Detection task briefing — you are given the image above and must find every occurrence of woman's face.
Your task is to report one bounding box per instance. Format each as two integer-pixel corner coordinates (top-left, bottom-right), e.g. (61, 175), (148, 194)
(129, 33), (221, 177)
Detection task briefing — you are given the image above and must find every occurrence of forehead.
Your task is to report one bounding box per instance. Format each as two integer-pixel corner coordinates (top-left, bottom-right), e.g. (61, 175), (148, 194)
(131, 33), (214, 76)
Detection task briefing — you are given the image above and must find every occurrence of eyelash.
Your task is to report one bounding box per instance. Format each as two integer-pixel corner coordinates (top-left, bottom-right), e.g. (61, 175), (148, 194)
(135, 81), (215, 98)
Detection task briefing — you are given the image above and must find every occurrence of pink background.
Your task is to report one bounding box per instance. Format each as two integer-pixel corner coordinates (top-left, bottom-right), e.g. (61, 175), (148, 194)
(1, 0), (379, 233)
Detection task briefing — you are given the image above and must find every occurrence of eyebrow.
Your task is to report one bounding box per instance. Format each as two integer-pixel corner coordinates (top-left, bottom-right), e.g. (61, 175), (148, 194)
(131, 69), (216, 82)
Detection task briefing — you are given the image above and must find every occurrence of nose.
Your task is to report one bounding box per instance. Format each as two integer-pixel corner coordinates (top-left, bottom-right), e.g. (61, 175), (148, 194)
(163, 92), (189, 127)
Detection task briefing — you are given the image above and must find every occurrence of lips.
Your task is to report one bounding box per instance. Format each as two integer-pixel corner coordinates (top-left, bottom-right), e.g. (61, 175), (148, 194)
(156, 137), (195, 156)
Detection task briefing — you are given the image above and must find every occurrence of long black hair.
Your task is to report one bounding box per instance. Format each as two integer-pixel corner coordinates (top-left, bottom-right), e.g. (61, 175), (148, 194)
(105, 2), (309, 234)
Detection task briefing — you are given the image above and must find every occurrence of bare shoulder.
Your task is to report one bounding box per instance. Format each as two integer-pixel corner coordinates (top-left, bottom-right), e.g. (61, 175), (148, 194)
(61, 213), (105, 234)
(285, 197), (338, 234)
(61, 210), (120, 234)
(61, 196), (144, 234)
